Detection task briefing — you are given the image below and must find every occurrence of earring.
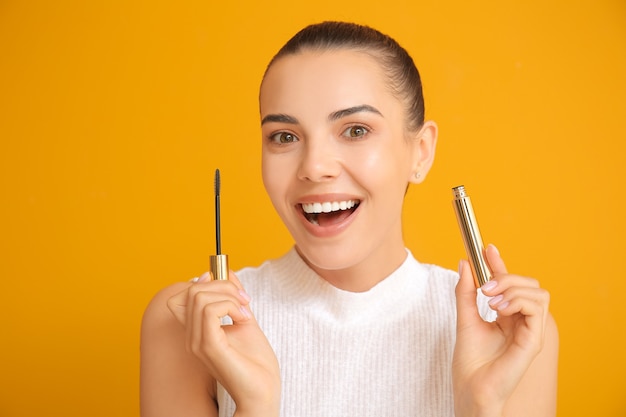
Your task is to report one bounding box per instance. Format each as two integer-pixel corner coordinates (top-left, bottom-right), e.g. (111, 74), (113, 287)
(415, 172), (421, 180)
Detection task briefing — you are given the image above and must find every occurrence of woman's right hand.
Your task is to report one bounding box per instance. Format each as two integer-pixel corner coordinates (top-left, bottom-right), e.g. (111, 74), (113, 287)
(167, 272), (281, 417)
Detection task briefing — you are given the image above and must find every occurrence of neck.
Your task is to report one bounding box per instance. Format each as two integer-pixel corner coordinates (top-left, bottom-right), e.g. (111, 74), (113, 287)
(296, 240), (409, 293)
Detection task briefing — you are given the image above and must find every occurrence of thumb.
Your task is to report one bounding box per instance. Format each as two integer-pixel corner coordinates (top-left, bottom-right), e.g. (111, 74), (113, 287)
(455, 259), (481, 329)
(166, 287), (189, 326)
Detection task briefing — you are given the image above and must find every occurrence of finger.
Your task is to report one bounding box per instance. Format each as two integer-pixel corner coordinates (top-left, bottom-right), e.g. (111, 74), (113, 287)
(194, 271), (250, 305)
(166, 284), (193, 325)
(189, 289), (249, 325)
(481, 274), (540, 297)
(228, 272), (253, 308)
(221, 272), (252, 307)
(179, 273), (253, 350)
(187, 289), (252, 352)
(227, 270), (244, 290)
(493, 286), (549, 348)
(494, 286), (550, 330)
(485, 243), (508, 276)
(455, 259), (482, 328)
(188, 278), (251, 304)
(200, 271), (212, 282)
(488, 286), (549, 313)
(190, 299), (252, 356)
(189, 271), (212, 283)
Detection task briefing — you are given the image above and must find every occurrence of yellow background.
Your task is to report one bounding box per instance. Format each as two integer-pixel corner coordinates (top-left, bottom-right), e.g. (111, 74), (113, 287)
(1, 0), (624, 415)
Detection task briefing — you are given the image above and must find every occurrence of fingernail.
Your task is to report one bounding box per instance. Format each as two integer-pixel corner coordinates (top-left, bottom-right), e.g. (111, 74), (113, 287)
(489, 244), (500, 256)
(496, 300), (509, 311)
(239, 289), (251, 303)
(458, 260), (464, 276)
(239, 306), (251, 319)
(482, 280), (497, 292)
(197, 272), (211, 283)
(488, 294), (503, 306)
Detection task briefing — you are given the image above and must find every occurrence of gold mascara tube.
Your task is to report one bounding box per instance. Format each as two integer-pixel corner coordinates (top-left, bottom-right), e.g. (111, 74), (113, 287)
(210, 169), (229, 281)
(210, 254), (229, 281)
(452, 185), (492, 288)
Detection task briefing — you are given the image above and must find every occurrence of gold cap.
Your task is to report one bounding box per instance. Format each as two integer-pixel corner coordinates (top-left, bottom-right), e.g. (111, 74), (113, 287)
(209, 254), (229, 280)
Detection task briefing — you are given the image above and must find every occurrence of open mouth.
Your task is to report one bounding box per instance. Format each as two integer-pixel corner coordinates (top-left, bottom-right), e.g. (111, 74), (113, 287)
(300, 199), (360, 227)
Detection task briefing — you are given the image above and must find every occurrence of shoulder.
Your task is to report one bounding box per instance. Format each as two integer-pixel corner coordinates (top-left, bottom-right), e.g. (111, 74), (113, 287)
(403, 255), (460, 316)
(140, 281), (192, 366)
(411, 255), (459, 293)
(142, 282), (190, 332)
(415, 260), (501, 321)
(422, 262), (459, 282)
(140, 281), (197, 363)
(426, 263), (459, 297)
(140, 282), (217, 416)
(405, 250), (458, 280)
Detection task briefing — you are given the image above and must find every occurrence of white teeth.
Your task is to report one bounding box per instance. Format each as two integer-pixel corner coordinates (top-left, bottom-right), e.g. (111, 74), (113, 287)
(302, 200), (358, 214)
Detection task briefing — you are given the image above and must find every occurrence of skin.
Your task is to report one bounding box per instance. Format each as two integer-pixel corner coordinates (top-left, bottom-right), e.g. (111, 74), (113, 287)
(260, 49), (436, 291)
(140, 48), (558, 417)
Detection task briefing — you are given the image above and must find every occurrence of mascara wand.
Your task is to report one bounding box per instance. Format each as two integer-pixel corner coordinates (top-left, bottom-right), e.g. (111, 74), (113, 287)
(215, 169), (222, 255)
(210, 169), (229, 280)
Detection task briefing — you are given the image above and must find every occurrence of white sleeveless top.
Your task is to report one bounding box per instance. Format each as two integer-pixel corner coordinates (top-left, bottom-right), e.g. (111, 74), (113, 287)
(217, 248), (492, 417)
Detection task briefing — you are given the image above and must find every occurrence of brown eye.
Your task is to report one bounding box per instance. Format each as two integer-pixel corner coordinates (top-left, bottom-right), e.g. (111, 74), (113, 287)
(270, 132), (298, 144)
(343, 125), (369, 138)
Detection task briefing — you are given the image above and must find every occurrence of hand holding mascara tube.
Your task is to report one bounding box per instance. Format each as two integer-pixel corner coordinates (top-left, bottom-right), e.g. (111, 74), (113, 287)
(452, 185), (492, 288)
(210, 169), (229, 281)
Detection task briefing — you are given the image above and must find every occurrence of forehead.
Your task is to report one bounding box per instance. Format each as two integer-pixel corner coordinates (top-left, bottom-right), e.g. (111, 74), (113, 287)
(260, 49), (398, 117)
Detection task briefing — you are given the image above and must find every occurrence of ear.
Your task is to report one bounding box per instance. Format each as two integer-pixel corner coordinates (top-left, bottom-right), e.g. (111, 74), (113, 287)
(408, 120), (438, 184)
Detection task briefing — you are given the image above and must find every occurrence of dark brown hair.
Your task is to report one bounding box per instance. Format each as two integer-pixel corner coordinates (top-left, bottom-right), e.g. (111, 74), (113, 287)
(263, 21), (425, 132)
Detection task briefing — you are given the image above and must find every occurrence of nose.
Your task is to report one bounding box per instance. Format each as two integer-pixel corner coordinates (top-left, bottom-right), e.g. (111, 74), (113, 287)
(297, 137), (341, 182)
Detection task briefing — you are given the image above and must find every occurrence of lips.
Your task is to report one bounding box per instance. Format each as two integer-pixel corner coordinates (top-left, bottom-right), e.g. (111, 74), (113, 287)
(300, 199), (360, 227)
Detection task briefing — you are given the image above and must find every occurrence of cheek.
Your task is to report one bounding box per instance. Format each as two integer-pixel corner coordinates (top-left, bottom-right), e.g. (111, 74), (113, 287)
(347, 142), (411, 190)
(262, 152), (290, 209)
(261, 153), (277, 199)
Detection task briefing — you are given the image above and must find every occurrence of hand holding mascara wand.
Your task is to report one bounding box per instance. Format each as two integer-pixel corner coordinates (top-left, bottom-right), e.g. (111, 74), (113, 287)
(210, 169), (229, 280)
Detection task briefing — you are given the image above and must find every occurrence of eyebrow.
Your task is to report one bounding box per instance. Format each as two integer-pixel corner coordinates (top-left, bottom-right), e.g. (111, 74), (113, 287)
(261, 114), (299, 126)
(328, 104), (383, 121)
(260, 104), (383, 126)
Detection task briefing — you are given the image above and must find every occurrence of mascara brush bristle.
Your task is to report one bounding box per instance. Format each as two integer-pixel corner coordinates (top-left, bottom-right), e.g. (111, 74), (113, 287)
(214, 169), (221, 255)
(214, 169), (221, 196)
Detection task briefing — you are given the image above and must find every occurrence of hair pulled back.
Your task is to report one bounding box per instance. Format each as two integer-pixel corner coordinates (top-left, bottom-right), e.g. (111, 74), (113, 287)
(263, 21), (425, 133)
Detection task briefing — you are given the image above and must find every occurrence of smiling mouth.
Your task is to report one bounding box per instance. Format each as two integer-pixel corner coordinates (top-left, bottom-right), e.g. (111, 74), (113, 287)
(300, 200), (360, 226)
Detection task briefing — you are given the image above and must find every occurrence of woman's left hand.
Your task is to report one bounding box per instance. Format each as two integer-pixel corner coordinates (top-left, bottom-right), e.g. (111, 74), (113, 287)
(453, 244), (557, 417)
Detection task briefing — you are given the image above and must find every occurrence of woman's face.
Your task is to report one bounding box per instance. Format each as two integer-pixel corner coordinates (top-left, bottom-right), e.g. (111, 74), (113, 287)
(260, 49), (434, 285)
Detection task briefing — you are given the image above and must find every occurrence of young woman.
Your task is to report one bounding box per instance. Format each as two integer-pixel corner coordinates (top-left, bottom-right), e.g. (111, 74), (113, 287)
(140, 21), (559, 417)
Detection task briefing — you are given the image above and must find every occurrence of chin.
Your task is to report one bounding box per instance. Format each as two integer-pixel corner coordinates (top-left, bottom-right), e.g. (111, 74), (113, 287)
(294, 241), (366, 273)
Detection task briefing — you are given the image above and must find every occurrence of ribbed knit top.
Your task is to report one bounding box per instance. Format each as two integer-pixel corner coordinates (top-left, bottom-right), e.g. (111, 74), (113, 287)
(217, 247), (469, 417)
